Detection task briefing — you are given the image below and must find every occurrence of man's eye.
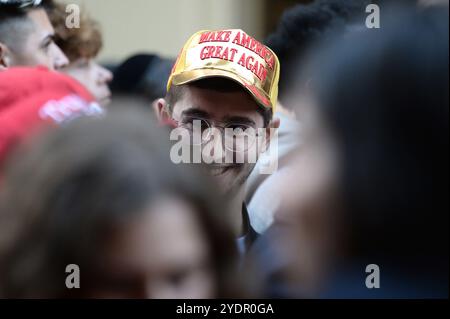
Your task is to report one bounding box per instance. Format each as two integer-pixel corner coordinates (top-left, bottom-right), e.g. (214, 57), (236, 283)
(77, 60), (90, 68)
(42, 41), (52, 52)
(227, 124), (249, 132)
(182, 118), (208, 130)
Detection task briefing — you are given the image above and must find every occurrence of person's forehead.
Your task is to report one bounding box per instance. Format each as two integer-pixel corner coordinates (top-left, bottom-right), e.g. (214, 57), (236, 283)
(174, 84), (261, 120)
(27, 8), (54, 35)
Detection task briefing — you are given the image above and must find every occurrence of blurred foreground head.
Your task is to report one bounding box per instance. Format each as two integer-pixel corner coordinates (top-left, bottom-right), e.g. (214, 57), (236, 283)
(278, 5), (448, 297)
(0, 108), (241, 298)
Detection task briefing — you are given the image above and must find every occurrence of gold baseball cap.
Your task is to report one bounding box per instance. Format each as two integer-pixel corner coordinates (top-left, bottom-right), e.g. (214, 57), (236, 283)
(167, 29), (280, 112)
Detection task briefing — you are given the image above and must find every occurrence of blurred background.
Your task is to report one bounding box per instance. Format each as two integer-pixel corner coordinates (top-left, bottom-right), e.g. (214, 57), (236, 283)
(71, 0), (308, 63)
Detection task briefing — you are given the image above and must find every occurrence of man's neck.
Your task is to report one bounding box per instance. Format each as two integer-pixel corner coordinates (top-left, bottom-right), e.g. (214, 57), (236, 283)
(230, 185), (246, 238)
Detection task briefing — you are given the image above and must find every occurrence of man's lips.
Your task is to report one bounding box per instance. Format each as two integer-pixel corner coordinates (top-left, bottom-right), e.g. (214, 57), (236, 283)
(208, 164), (239, 177)
(99, 94), (112, 105)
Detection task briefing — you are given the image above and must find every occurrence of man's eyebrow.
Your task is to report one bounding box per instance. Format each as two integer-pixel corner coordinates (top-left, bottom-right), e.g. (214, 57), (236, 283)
(181, 108), (210, 119)
(222, 116), (256, 126)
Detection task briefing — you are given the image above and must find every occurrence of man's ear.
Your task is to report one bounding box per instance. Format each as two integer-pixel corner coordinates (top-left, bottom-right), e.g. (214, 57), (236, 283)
(271, 117), (281, 130)
(260, 117), (280, 153)
(0, 43), (10, 70)
(266, 117), (281, 144)
(154, 98), (171, 123)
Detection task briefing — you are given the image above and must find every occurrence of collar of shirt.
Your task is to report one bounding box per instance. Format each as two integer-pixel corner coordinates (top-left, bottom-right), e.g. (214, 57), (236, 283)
(237, 203), (259, 254)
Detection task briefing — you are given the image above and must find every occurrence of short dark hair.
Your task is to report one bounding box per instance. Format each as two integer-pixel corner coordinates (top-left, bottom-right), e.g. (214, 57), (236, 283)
(265, 0), (373, 106)
(0, 10), (32, 52)
(166, 78), (273, 127)
(0, 0), (52, 52)
(111, 54), (175, 102)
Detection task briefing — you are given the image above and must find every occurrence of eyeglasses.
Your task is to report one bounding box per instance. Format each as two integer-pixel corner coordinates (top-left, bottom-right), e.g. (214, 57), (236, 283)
(0, 0), (42, 9)
(173, 116), (263, 153)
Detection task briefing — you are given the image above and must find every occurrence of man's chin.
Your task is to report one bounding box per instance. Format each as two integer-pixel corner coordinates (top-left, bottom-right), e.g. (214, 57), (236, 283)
(207, 165), (249, 197)
(98, 95), (112, 106)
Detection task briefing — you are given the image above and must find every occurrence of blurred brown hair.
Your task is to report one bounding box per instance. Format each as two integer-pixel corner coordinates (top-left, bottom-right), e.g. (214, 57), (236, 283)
(48, 1), (103, 61)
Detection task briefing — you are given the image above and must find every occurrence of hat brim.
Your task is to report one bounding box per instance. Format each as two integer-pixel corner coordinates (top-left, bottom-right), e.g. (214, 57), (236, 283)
(171, 68), (272, 109)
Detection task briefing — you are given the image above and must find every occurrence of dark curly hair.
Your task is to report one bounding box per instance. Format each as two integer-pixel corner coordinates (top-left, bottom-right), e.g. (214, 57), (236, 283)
(265, 0), (373, 107)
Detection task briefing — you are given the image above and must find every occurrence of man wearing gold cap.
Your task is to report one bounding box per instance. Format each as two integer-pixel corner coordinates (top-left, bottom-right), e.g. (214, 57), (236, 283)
(156, 29), (281, 252)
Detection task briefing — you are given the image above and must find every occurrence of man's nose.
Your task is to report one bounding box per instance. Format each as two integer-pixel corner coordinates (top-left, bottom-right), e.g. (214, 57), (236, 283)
(99, 66), (113, 84)
(203, 128), (227, 162)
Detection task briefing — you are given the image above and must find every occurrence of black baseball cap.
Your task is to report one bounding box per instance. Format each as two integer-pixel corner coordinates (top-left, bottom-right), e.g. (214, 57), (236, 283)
(111, 53), (175, 101)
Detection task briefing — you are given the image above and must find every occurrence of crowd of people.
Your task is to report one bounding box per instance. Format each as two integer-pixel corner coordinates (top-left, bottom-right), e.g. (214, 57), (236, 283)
(0, 0), (448, 299)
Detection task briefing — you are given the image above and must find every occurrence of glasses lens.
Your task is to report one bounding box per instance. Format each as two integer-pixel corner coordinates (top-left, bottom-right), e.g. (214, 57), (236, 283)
(179, 119), (258, 152)
(180, 118), (210, 146)
(224, 124), (257, 152)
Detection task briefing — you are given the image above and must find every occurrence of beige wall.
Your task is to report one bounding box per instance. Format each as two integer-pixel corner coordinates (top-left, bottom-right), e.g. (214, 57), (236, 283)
(70, 0), (266, 63)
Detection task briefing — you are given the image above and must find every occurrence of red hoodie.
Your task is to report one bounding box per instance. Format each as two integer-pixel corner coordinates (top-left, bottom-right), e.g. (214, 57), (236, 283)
(0, 66), (103, 170)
